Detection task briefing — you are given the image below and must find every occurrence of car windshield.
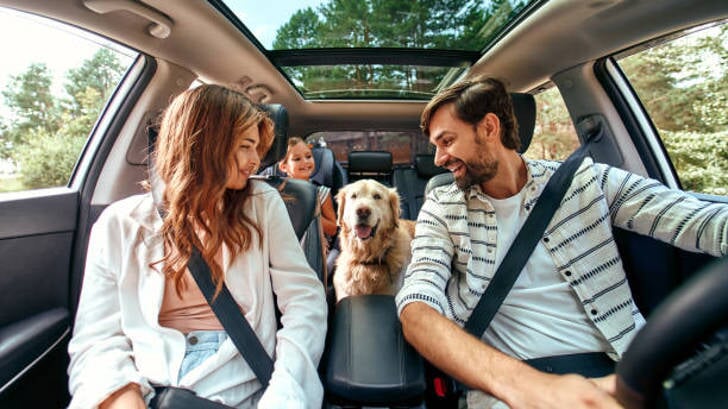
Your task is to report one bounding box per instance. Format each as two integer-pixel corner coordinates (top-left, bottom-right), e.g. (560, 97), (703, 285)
(210, 0), (541, 100)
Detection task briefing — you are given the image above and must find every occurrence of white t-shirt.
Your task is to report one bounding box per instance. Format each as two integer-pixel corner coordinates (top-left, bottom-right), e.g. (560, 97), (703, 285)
(482, 190), (609, 360)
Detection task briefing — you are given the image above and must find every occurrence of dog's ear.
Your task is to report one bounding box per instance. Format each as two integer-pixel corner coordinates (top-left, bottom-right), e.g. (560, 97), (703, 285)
(336, 187), (347, 227)
(388, 187), (401, 227)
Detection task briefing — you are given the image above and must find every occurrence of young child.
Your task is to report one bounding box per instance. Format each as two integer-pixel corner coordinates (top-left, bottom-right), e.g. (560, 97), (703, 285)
(278, 137), (338, 246)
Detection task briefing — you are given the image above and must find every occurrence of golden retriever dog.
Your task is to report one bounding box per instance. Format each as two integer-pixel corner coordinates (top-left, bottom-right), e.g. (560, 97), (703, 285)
(334, 179), (416, 301)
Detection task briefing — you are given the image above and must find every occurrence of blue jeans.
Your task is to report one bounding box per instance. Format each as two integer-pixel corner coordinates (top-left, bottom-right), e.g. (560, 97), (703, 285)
(178, 330), (228, 380)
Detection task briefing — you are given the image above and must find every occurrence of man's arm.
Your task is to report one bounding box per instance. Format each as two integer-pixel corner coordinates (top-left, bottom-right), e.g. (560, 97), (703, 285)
(598, 163), (727, 257)
(400, 302), (623, 409)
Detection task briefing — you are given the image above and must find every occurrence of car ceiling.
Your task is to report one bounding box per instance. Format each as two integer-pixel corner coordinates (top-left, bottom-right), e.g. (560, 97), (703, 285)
(3, 0), (727, 136)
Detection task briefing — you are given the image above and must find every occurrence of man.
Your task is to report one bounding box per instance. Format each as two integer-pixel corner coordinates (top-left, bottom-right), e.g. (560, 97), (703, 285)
(396, 76), (727, 408)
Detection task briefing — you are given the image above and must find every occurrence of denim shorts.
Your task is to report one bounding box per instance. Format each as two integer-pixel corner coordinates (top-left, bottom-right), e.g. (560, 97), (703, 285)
(178, 330), (228, 380)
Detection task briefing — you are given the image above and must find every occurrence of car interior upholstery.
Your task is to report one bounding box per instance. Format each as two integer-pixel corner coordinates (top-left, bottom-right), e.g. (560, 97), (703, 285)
(393, 154), (448, 221)
(310, 145), (348, 202)
(0, 1), (725, 408)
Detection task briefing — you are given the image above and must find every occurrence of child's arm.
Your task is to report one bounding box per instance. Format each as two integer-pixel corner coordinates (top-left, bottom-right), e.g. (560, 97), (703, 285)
(320, 194), (338, 237)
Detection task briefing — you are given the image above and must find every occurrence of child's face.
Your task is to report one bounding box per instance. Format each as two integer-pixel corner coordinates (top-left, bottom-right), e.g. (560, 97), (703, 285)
(281, 142), (315, 180)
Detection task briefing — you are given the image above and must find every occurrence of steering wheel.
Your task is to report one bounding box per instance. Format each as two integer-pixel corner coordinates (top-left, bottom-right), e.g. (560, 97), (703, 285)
(615, 256), (728, 409)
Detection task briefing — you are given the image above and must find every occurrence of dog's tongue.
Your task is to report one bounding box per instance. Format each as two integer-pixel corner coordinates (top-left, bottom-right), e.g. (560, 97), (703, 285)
(355, 225), (372, 239)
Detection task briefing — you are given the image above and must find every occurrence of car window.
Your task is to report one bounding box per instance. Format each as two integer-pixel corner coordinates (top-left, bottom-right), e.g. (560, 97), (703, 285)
(0, 8), (136, 194)
(523, 85), (580, 161)
(307, 130), (432, 165)
(616, 23), (728, 196)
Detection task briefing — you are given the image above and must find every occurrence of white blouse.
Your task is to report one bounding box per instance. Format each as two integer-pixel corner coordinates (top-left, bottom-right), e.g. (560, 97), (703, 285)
(68, 181), (327, 408)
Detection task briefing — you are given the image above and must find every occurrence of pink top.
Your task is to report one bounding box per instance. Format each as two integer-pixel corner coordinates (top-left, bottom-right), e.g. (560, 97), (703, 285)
(158, 270), (223, 333)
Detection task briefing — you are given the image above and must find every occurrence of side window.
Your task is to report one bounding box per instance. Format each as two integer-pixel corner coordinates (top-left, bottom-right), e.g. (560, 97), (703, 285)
(0, 8), (136, 194)
(616, 23), (727, 196)
(523, 85), (580, 161)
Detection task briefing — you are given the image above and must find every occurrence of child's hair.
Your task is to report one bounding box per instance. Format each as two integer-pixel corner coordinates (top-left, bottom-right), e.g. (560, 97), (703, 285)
(153, 84), (274, 296)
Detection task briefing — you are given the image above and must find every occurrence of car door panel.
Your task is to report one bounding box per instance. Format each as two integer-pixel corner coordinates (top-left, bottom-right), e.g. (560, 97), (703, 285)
(0, 190), (78, 407)
(615, 227), (717, 317)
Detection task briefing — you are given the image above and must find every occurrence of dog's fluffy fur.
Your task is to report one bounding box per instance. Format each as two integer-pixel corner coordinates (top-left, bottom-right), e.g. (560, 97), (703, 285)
(334, 179), (416, 301)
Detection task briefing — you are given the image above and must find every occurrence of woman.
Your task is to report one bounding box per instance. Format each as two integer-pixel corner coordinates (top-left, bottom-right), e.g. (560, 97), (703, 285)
(278, 137), (338, 245)
(67, 85), (327, 408)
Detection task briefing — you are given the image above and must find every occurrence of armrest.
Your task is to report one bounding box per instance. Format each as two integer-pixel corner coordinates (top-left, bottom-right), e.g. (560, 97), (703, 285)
(0, 308), (69, 391)
(325, 295), (425, 406)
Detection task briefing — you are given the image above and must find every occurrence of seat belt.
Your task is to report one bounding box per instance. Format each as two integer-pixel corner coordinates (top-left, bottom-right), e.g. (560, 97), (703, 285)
(188, 248), (275, 386)
(463, 134), (597, 339)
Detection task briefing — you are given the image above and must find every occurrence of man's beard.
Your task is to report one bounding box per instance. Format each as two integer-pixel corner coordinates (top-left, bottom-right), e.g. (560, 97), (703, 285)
(454, 156), (498, 189)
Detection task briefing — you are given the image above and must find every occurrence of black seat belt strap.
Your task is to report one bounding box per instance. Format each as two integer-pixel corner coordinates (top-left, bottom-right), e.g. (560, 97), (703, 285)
(463, 138), (595, 338)
(188, 248), (274, 386)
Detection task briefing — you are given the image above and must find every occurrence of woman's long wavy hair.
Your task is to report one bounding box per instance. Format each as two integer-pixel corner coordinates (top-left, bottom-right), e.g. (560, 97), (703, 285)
(153, 84), (274, 296)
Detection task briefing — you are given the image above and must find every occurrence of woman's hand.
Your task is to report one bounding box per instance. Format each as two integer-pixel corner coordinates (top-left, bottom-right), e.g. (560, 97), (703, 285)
(99, 383), (146, 409)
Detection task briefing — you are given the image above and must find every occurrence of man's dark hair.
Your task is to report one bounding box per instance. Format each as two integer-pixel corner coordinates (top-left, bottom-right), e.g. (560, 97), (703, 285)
(420, 76), (520, 151)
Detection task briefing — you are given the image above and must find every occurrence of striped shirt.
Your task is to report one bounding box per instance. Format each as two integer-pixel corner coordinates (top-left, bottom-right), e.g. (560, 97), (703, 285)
(396, 157), (727, 357)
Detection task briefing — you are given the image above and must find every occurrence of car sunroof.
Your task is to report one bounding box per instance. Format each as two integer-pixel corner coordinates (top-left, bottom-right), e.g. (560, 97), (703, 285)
(210, 0), (541, 100)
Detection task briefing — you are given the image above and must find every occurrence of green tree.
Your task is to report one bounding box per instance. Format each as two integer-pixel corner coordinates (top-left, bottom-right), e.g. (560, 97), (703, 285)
(271, 0), (517, 94)
(1, 49), (126, 190)
(689, 25), (728, 131)
(1, 63), (61, 159)
(620, 25), (727, 133)
(14, 127), (86, 188)
(526, 87), (579, 161)
(273, 7), (323, 49)
(620, 25), (728, 195)
(64, 48), (124, 115)
(662, 130), (728, 195)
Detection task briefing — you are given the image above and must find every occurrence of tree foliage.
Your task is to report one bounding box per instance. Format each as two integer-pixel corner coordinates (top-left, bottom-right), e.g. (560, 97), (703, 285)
(64, 48), (124, 116)
(619, 25), (727, 195)
(272, 0), (531, 96)
(619, 27), (728, 133)
(0, 49), (125, 190)
(526, 87), (579, 161)
(273, 8), (323, 49)
(662, 130), (728, 195)
(1, 63), (61, 159)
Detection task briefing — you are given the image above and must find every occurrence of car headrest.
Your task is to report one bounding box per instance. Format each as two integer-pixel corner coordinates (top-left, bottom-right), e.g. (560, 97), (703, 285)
(259, 103), (289, 170)
(348, 151), (393, 173)
(510, 92), (536, 154)
(414, 154), (447, 178)
(310, 146), (330, 183)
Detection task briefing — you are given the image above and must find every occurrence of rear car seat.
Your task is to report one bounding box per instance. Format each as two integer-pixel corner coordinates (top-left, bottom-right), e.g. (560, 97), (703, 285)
(347, 150), (393, 186)
(393, 154), (447, 220)
(257, 104), (327, 284)
(311, 145), (348, 200)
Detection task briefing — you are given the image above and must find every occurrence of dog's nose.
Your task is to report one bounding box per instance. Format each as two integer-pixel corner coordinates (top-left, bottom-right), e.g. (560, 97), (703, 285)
(356, 207), (370, 219)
